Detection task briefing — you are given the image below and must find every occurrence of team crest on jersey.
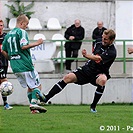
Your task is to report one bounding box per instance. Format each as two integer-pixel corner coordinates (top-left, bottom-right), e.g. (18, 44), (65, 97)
(20, 37), (28, 45)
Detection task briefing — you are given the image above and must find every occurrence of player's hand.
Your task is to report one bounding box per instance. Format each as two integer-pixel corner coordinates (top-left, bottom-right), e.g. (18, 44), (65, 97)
(82, 49), (87, 57)
(128, 47), (133, 54)
(37, 38), (44, 45)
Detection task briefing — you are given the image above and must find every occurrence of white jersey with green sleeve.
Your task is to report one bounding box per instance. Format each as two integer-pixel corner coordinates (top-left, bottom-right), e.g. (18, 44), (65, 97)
(2, 28), (34, 73)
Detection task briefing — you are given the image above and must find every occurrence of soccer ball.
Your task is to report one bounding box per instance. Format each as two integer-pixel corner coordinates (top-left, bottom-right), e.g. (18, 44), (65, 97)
(0, 81), (13, 96)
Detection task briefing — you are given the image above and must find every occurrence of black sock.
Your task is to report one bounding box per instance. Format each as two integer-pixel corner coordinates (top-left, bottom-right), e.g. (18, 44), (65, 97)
(45, 80), (67, 103)
(2, 96), (7, 106)
(91, 86), (105, 109)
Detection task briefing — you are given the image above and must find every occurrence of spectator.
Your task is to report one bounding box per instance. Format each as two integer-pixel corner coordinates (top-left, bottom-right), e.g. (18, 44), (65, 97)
(64, 19), (85, 73)
(92, 21), (107, 49)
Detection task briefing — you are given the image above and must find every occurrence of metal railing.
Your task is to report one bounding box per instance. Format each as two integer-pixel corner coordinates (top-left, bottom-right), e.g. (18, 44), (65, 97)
(49, 39), (133, 74)
(114, 39), (133, 74)
(31, 39), (133, 74)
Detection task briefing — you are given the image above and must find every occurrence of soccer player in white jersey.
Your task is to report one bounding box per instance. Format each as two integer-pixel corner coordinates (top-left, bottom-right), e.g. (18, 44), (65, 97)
(2, 15), (47, 114)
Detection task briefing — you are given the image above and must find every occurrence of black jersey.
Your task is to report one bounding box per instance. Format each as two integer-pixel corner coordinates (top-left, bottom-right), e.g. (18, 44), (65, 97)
(0, 33), (8, 67)
(83, 42), (117, 78)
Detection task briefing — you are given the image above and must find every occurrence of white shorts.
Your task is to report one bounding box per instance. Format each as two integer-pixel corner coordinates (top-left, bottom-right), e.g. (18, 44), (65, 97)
(15, 69), (41, 89)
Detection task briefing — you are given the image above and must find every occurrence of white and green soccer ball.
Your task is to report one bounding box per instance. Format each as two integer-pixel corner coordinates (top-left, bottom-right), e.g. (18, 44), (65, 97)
(0, 81), (13, 96)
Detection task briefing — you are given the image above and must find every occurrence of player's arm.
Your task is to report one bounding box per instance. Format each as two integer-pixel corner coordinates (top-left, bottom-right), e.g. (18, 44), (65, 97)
(21, 38), (43, 50)
(1, 50), (10, 60)
(82, 49), (102, 61)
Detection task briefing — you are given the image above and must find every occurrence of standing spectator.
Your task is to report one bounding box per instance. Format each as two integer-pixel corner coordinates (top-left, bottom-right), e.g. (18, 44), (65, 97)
(2, 15), (47, 114)
(64, 19), (85, 73)
(92, 21), (107, 49)
(38, 29), (117, 113)
(0, 19), (13, 110)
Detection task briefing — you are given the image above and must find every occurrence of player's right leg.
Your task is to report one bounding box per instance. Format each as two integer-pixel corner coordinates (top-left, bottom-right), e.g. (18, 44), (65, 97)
(28, 89), (47, 114)
(30, 88), (47, 113)
(37, 72), (77, 103)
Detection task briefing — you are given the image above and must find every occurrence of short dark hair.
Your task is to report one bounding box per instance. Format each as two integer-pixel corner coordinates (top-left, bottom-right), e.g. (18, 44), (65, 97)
(103, 29), (116, 40)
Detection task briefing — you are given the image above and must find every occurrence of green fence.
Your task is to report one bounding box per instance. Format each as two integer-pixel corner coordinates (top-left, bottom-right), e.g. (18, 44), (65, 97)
(47, 39), (133, 74)
(114, 39), (133, 74)
(31, 39), (133, 74)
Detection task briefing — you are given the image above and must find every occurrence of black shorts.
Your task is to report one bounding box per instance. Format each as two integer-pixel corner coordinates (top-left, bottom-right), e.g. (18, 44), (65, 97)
(0, 66), (8, 79)
(73, 66), (106, 86)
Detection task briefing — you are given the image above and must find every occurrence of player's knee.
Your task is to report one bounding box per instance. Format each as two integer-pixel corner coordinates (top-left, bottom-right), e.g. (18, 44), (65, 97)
(96, 74), (107, 86)
(63, 73), (77, 83)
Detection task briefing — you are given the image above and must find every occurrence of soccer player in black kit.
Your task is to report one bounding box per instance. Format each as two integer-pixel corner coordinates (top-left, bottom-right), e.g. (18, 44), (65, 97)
(0, 20), (13, 110)
(38, 29), (117, 113)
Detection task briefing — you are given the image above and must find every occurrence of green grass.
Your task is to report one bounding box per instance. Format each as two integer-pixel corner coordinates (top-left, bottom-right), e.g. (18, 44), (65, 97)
(0, 104), (133, 133)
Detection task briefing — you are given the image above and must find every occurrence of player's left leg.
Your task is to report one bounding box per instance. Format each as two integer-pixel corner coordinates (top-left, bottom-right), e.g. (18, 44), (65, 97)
(91, 85), (105, 113)
(96, 74), (107, 86)
(90, 74), (107, 113)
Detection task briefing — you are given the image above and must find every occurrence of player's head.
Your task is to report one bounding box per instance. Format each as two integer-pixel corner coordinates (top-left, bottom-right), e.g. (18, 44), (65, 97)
(102, 29), (116, 46)
(16, 14), (29, 30)
(0, 20), (4, 35)
(74, 19), (81, 28)
(97, 21), (103, 29)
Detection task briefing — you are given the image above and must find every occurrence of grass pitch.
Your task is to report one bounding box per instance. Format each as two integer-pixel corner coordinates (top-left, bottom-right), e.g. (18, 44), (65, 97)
(0, 104), (132, 133)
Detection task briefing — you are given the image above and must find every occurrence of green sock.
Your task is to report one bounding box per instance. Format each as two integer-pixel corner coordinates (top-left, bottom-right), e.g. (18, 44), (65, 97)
(31, 88), (41, 104)
(27, 92), (32, 103)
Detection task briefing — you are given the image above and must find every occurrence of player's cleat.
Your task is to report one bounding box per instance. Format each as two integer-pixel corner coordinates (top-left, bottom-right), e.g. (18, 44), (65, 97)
(4, 103), (13, 110)
(30, 104), (47, 113)
(31, 110), (40, 114)
(90, 108), (97, 113)
(36, 92), (46, 103)
(90, 104), (97, 113)
(30, 105), (40, 114)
